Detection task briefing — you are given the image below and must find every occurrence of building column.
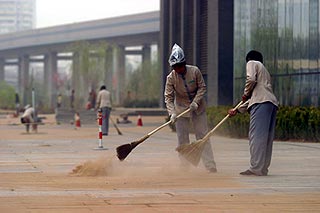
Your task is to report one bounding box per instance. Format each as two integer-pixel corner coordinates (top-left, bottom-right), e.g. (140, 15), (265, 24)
(71, 52), (80, 107)
(113, 45), (125, 105)
(19, 55), (30, 106)
(0, 58), (4, 82)
(207, 0), (219, 106)
(142, 44), (152, 82)
(160, 0), (170, 108)
(142, 44), (151, 64)
(44, 52), (58, 109)
(207, 0), (234, 106)
(104, 47), (113, 92)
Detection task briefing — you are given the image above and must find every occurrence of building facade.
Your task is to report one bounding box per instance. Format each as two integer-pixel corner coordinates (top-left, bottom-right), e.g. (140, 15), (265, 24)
(161, 0), (320, 107)
(0, 0), (36, 34)
(234, 0), (320, 106)
(160, 0), (234, 106)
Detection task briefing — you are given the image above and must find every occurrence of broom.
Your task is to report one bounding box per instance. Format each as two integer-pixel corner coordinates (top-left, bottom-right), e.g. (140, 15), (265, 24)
(110, 116), (122, 135)
(176, 101), (244, 166)
(116, 108), (191, 161)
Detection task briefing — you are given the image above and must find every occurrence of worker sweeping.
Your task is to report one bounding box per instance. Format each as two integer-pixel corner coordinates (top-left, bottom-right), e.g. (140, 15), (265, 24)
(20, 104), (37, 133)
(228, 50), (278, 176)
(164, 44), (217, 173)
(96, 85), (112, 136)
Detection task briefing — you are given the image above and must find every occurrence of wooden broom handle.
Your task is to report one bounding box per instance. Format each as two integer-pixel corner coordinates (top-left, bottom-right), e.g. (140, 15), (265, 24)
(147, 108), (191, 136)
(202, 101), (244, 142)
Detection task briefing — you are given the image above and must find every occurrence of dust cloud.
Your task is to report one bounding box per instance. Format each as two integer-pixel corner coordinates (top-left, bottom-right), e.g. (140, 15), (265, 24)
(71, 156), (115, 176)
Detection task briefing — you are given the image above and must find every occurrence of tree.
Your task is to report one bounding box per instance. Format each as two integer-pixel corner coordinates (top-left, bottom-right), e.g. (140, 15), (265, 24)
(0, 81), (15, 109)
(67, 41), (114, 107)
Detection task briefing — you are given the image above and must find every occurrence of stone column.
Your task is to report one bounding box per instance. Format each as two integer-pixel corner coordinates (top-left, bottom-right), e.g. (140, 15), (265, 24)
(0, 58), (4, 82)
(104, 47), (113, 92)
(113, 45), (125, 105)
(19, 55), (30, 106)
(142, 44), (151, 65)
(71, 52), (80, 108)
(44, 52), (58, 109)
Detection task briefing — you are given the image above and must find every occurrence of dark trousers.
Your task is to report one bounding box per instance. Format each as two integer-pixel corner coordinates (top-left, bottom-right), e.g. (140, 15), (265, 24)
(101, 107), (111, 135)
(249, 102), (277, 175)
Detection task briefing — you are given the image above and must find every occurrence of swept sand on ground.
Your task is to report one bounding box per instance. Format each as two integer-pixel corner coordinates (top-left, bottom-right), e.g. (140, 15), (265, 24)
(0, 113), (320, 212)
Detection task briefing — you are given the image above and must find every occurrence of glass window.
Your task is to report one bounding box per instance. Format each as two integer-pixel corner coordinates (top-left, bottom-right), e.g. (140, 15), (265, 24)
(233, 0), (320, 106)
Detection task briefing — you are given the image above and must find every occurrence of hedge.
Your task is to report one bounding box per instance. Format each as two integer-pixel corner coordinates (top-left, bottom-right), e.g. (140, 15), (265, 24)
(206, 105), (320, 142)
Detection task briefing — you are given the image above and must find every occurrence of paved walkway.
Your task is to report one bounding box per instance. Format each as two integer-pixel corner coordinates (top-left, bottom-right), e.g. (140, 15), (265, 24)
(0, 115), (319, 212)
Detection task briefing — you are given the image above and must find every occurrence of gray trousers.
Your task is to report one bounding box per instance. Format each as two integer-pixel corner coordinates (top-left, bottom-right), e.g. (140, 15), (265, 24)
(175, 111), (216, 170)
(248, 102), (277, 175)
(101, 107), (111, 135)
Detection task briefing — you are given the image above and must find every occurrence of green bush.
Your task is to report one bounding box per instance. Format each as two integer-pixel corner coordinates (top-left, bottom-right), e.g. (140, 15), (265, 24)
(206, 105), (320, 142)
(206, 105), (249, 138)
(0, 81), (15, 109)
(275, 106), (320, 141)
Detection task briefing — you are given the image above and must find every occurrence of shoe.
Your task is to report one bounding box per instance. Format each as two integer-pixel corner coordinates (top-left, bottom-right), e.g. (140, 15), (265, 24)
(208, 168), (217, 173)
(239, 170), (256, 176)
(102, 133), (108, 136)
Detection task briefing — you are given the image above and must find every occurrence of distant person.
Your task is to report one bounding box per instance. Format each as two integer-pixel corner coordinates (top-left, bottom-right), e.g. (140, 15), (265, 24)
(86, 91), (92, 110)
(87, 89), (96, 110)
(70, 89), (75, 109)
(96, 85), (112, 135)
(21, 105), (37, 133)
(74, 112), (81, 129)
(57, 93), (62, 108)
(90, 88), (96, 109)
(164, 44), (217, 173)
(228, 50), (278, 176)
(116, 113), (132, 124)
(15, 92), (20, 116)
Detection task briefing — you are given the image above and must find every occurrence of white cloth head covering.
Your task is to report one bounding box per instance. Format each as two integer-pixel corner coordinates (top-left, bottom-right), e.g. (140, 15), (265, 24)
(168, 43), (185, 66)
(24, 104), (30, 110)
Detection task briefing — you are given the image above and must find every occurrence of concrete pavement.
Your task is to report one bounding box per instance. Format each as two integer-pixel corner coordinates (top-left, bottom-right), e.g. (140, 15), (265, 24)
(0, 115), (319, 212)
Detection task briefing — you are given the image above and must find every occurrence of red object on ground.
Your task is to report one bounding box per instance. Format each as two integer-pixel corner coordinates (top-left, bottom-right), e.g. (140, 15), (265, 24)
(75, 113), (81, 128)
(137, 114), (143, 126)
(75, 119), (81, 127)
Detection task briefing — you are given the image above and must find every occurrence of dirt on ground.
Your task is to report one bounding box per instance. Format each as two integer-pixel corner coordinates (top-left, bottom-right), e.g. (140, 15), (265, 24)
(0, 112), (319, 212)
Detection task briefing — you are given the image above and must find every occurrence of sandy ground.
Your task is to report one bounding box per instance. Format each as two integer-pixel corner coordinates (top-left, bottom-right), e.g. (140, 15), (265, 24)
(0, 112), (320, 212)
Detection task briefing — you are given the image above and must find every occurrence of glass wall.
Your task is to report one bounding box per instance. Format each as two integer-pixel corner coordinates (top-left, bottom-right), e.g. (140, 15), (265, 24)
(234, 0), (320, 106)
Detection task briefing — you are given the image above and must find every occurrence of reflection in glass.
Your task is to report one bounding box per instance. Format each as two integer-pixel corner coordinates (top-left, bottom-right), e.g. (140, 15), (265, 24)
(234, 0), (320, 106)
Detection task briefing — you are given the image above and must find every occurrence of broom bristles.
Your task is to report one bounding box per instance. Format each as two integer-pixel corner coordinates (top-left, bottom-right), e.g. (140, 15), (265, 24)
(176, 139), (207, 166)
(116, 143), (133, 161)
(116, 135), (150, 161)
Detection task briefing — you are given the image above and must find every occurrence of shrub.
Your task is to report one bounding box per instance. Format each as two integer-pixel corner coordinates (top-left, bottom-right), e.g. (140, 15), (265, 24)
(206, 105), (320, 142)
(0, 81), (15, 109)
(206, 105), (249, 138)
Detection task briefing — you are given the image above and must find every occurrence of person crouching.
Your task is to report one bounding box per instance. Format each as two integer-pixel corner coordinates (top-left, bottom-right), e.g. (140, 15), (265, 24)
(21, 105), (37, 133)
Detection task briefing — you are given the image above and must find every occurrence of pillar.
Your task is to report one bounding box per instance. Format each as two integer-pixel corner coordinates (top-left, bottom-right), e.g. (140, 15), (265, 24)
(44, 52), (58, 108)
(0, 58), (4, 82)
(113, 45), (125, 105)
(18, 55), (30, 106)
(142, 45), (152, 87)
(160, 0), (170, 108)
(142, 44), (151, 65)
(71, 52), (80, 108)
(104, 47), (113, 92)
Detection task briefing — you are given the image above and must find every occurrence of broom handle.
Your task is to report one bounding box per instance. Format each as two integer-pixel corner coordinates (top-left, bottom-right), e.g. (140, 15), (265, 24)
(147, 108), (191, 136)
(202, 101), (243, 142)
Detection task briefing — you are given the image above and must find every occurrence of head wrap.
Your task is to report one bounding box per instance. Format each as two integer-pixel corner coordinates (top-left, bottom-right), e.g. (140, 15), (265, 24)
(168, 44), (186, 66)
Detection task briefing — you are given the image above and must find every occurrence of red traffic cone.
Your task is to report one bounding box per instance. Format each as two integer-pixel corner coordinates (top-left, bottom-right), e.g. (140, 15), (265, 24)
(137, 114), (143, 126)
